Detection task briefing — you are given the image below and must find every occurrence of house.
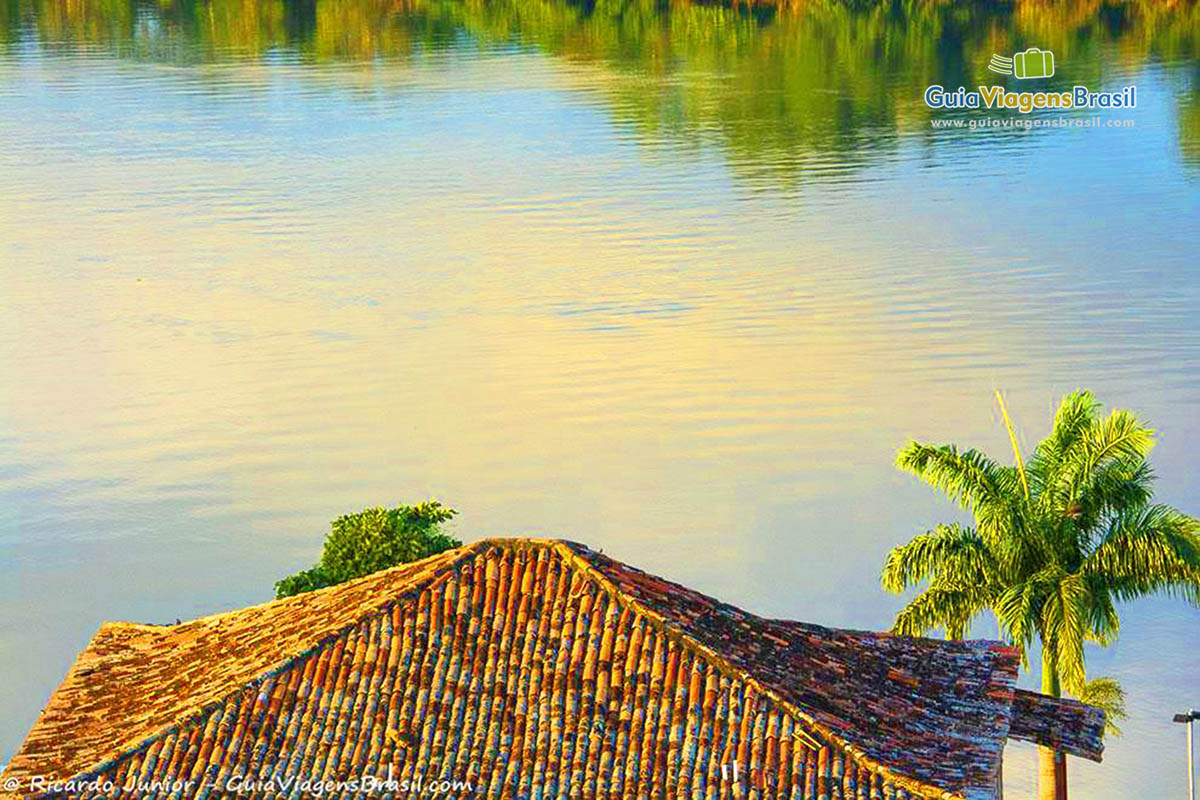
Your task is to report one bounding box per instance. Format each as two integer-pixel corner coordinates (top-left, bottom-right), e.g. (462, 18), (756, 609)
(1, 539), (1104, 798)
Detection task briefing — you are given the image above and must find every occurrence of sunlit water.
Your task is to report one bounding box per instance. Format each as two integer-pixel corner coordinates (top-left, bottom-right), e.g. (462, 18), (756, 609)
(2, 0), (1198, 794)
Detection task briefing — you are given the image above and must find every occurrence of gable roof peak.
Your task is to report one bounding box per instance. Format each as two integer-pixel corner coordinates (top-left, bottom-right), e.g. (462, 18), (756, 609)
(2, 537), (1102, 800)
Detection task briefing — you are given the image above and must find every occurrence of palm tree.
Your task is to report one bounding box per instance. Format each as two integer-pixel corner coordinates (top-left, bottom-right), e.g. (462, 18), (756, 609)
(881, 391), (1200, 800)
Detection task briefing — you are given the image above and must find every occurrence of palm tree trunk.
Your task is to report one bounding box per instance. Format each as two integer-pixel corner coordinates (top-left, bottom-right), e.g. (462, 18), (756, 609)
(1037, 650), (1068, 800)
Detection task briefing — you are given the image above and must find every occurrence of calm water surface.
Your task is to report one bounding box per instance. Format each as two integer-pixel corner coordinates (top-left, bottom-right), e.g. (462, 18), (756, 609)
(1, 0), (1198, 794)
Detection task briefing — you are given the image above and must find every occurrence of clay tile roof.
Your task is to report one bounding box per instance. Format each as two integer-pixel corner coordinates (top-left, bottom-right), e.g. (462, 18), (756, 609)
(2, 539), (1103, 800)
(1009, 689), (1106, 762)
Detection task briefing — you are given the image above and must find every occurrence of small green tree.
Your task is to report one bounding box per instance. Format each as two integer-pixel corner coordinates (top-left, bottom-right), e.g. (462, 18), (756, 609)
(275, 501), (459, 598)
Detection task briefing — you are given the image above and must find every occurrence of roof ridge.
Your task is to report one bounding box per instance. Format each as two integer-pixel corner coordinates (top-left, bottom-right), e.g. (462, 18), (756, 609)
(95, 539), (567, 633)
(106, 539), (509, 630)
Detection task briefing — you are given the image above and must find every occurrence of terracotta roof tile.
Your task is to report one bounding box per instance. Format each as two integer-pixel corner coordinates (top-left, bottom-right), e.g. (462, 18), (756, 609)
(1, 539), (1104, 799)
(1009, 689), (1105, 762)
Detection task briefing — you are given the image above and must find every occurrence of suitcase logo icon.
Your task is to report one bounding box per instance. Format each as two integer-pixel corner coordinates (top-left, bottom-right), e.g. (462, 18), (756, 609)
(988, 48), (1056, 79)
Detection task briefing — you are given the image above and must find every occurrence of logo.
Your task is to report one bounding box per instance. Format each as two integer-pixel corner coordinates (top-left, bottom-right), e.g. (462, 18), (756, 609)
(989, 47), (1055, 79)
(923, 84), (1135, 114)
(924, 46), (1137, 132)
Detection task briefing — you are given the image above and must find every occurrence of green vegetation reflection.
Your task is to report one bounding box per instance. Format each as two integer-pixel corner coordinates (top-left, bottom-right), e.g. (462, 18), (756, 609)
(5, 0), (1197, 180)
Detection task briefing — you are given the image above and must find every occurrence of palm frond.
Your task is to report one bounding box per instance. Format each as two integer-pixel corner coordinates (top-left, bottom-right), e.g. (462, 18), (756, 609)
(1027, 391), (1099, 498)
(1060, 408), (1157, 505)
(1084, 504), (1200, 603)
(972, 471), (1026, 541)
(1085, 409), (1156, 471)
(1082, 577), (1120, 647)
(1043, 573), (1088, 695)
(880, 524), (994, 593)
(994, 570), (1059, 666)
(1078, 677), (1127, 738)
(1074, 458), (1155, 536)
(895, 442), (1007, 513)
(891, 583), (989, 640)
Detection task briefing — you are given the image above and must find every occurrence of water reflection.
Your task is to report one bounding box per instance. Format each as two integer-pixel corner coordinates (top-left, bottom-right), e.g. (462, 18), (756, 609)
(3, 0), (1198, 184)
(1, 0), (1199, 797)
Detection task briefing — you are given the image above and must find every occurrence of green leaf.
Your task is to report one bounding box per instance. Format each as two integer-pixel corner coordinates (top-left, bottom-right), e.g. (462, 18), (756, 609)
(1079, 677), (1127, 738)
